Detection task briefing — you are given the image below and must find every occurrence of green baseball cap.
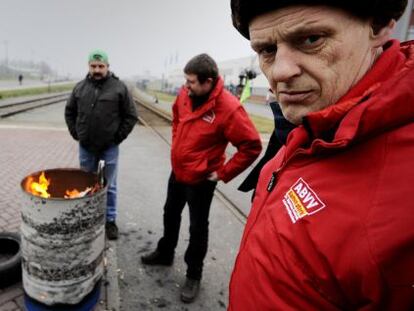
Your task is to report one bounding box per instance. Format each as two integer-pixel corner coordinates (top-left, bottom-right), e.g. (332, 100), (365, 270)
(88, 49), (109, 64)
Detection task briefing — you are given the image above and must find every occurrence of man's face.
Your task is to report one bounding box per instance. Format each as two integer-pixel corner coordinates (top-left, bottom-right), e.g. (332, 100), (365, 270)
(185, 73), (213, 97)
(88, 61), (109, 80)
(249, 6), (379, 125)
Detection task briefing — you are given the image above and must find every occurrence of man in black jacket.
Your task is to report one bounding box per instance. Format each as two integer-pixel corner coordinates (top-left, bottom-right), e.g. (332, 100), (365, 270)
(65, 49), (138, 240)
(239, 90), (295, 198)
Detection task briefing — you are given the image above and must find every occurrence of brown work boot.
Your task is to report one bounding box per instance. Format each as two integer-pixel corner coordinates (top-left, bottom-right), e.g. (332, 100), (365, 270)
(141, 250), (173, 266)
(105, 221), (119, 240)
(180, 277), (200, 303)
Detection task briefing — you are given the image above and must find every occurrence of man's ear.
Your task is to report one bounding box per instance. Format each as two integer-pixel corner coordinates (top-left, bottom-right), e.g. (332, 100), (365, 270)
(370, 19), (396, 48)
(205, 77), (213, 86)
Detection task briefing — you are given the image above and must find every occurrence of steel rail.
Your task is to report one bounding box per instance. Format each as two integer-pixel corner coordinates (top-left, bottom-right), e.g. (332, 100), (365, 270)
(0, 93), (70, 118)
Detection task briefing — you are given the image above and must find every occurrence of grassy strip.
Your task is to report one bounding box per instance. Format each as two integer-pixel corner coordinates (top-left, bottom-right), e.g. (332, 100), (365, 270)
(249, 114), (274, 134)
(145, 90), (273, 133)
(0, 83), (76, 99)
(248, 95), (266, 105)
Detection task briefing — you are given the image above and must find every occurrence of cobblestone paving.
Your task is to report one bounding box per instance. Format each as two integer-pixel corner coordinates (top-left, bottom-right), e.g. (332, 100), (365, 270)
(0, 126), (107, 310)
(0, 128), (78, 232)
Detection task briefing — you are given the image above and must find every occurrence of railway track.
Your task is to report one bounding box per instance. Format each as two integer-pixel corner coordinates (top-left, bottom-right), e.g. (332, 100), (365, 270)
(133, 95), (249, 224)
(0, 93), (70, 118)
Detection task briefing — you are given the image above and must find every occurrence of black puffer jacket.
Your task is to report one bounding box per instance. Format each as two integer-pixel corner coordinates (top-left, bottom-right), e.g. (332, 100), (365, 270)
(238, 102), (295, 193)
(65, 73), (138, 154)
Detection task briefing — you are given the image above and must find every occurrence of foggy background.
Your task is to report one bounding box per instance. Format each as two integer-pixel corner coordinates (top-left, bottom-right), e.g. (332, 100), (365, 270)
(0, 0), (254, 80)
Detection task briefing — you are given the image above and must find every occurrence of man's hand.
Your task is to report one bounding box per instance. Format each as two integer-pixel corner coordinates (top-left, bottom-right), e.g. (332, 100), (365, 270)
(207, 171), (220, 182)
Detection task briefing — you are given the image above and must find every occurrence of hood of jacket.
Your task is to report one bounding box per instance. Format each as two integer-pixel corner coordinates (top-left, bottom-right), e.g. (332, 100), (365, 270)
(178, 76), (225, 120)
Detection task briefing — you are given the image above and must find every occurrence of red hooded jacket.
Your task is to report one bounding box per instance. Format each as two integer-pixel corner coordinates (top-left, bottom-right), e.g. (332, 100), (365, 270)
(229, 40), (414, 310)
(171, 77), (262, 184)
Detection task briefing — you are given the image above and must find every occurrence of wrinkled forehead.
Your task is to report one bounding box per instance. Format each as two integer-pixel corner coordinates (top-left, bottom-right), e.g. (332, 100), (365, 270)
(249, 5), (365, 44)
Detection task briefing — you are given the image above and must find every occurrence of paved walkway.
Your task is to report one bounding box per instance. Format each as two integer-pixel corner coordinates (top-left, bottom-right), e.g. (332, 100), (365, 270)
(0, 104), (105, 310)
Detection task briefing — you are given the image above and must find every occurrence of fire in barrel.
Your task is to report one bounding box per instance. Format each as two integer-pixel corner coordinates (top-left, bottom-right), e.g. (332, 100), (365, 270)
(20, 168), (106, 307)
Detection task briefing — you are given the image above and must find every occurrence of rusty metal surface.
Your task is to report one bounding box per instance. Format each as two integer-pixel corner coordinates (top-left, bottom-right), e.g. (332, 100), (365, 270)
(21, 169), (106, 305)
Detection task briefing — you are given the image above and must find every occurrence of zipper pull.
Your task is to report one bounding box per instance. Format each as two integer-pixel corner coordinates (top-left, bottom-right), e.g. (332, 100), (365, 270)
(267, 172), (277, 192)
(92, 87), (99, 107)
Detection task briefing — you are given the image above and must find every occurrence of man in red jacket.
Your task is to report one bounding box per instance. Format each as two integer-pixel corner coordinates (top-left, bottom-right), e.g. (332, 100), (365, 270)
(229, 1), (414, 310)
(141, 53), (262, 303)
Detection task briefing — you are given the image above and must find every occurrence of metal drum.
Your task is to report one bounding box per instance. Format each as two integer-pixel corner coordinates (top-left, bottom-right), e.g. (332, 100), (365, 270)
(20, 168), (106, 306)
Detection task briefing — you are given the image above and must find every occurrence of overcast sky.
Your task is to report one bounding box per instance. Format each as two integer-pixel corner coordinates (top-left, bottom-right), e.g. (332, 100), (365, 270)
(0, 0), (255, 79)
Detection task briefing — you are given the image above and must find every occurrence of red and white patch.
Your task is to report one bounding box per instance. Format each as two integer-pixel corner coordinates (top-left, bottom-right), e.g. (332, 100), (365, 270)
(202, 111), (215, 124)
(282, 178), (326, 223)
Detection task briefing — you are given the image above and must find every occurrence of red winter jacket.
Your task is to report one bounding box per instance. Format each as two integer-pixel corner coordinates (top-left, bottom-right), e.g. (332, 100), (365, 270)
(171, 77), (262, 184)
(229, 40), (414, 310)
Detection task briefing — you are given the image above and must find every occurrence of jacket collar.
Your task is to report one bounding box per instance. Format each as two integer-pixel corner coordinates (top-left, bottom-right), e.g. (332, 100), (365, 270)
(286, 40), (414, 153)
(182, 77), (224, 121)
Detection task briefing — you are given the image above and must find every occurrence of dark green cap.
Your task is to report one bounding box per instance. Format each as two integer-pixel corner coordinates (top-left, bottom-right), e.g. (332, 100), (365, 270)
(88, 49), (109, 64)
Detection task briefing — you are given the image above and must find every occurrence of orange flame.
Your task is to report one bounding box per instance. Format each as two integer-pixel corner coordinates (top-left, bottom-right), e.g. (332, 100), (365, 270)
(26, 172), (51, 198)
(64, 187), (92, 199)
(65, 189), (81, 198)
(25, 172), (99, 199)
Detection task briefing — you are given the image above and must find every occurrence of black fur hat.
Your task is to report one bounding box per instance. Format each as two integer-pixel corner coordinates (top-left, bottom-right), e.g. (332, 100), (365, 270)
(231, 0), (408, 39)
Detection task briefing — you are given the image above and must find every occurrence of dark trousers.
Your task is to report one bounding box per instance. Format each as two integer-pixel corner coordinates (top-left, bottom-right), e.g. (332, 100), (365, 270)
(157, 172), (217, 280)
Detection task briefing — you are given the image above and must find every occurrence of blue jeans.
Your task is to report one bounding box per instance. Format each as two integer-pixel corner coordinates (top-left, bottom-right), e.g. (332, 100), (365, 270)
(79, 144), (119, 222)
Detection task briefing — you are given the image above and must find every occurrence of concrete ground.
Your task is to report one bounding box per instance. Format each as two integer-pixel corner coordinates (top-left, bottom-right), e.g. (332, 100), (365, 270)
(0, 98), (265, 310)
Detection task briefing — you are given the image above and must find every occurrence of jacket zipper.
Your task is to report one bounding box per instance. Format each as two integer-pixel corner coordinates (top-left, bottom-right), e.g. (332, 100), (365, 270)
(92, 87), (99, 108)
(173, 102), (213, 166)
(87, 86), (100, 144)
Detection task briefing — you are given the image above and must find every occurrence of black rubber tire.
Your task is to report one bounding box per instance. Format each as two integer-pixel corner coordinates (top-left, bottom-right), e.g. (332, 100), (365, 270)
(0, 232), (22, 288)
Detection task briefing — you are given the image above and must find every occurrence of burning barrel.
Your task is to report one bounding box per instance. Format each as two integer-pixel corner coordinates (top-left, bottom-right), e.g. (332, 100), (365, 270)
(20, 168), (106, 307)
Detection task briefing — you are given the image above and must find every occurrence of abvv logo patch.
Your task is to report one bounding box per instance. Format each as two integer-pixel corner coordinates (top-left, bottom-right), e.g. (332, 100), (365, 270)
(202, 111), (215, 124)
(282, 178), (326, 223)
